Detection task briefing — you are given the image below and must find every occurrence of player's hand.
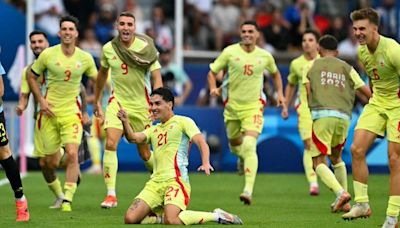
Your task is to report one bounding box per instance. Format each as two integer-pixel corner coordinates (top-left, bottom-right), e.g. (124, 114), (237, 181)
(15, 104), (25, 116)
(281, 107), (289, 120)
(197, 163), (214, 176)
(117, 102), (128, 122)
(39, 99), (55, 117)
(93, 102), (104, 118)
(277, 94), (287, 108)
(210, 87), (221, 97)
(82, 112), (91, 126)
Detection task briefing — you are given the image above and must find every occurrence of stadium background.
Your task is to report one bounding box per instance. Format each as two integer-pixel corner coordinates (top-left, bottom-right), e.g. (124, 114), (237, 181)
(0, 0), (395, 172)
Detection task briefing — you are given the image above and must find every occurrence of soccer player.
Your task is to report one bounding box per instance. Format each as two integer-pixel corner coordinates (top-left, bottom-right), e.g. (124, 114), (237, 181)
(27, 15), (98, 212)
(207, 20), (286, 205)
(281, 29), (320, 196)
(15, 30), (65, 208)
(118, 87), (243, 225)
(94, 11), (162, 208)
(0, 61), (30, 222)
(303, 34), (371, 213)
(342, 8), (400, 227)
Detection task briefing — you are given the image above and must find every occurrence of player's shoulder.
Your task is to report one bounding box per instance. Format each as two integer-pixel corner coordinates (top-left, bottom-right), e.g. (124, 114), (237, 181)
(290, 55), (305, 66)
(254, 46), (273, 57)
(174, 115), (194, 124)
(102, 41), (113, 52)
(75, 47), (94, 59)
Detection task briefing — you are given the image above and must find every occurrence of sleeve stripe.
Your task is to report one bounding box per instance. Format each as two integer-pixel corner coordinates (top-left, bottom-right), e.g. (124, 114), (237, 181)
(31, 69), (40, 77)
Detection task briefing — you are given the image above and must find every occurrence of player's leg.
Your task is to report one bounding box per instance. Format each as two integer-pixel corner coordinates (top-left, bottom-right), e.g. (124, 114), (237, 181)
(124, 199), (153, 224)
(101, 127), (123, 208)
(238, 109), (263, 205)
(311, 117), (350, 213)
(101, 100), (125, 207)
(0, 111), (29, 221)
(41, 151), (64, 209)
(130, 113), (153, 171)
(126, 179), (165, 224)
(61, 142), (80, 211)
(86, 117), (102, 174)
(298, 105), (318, 195)
(343, 104), (384, 220)
(382, 114), (400, 227)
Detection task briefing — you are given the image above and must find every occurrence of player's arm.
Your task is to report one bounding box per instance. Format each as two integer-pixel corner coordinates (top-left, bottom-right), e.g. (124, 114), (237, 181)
(208, 70), (222, 97)
(79, 83), (91, 125)
(94, 66), (108, 118)
(192, 134), (214, 175)
(116, 105), (147, 143)
(16, 93), (29, 116)
(27, 69), (54, 117)
(151, 69), (163, 89)
(281, 83), (296, 120)
(0, 75), (4, 97)
(271, 71), (286, 109)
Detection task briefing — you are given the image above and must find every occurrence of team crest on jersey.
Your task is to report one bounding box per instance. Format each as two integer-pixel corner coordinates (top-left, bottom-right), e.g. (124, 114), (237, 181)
(76, 61), (82, 69)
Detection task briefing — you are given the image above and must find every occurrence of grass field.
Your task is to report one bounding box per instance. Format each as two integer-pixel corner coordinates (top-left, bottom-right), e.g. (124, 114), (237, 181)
(0, 171), (391, 227)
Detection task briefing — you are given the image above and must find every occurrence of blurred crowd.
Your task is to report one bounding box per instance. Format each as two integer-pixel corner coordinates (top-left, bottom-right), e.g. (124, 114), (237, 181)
(4, 0), (399, 107)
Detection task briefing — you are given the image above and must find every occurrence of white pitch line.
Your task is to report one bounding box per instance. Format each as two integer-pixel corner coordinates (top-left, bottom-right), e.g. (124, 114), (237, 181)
(0, 172), (28, 187)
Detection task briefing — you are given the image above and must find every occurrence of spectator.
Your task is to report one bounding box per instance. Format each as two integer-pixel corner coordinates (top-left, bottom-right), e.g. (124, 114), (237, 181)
(94, 3), (117, 44)
(338, 25), (359, 58)
(144, 5), (174, 50)
(79, 27), (102, 66)
(63, 0), (96, 34)
(121, 0), (145, 33)
(262, 7), (291, 51)
(210, 0), (241, 50)
(159, 48), (193, 106)
(34, 0), (65, 37)
(325, 16), (348, 43)
(376, 0), (399, 40)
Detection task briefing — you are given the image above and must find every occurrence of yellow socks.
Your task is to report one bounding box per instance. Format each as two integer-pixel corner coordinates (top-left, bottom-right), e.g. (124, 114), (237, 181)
(48, 178), (64, 199)
(63, 182), (77, 202)
(353, 181), (369, 203)
(333, 161), (347, 191)
(88, 136), (101, 167)
(387, 196), (400, 217)
(303, 149), (317, 184)
(103, 150), (118, 193)
(315, 164), (343, 195)
(242, 135), (258, 195)
(179, 210), (216, 225)
(144, 152), (154, 172)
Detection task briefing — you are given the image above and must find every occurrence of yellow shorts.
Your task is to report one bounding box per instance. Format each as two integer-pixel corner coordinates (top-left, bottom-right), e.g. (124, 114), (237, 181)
(310, 117), (349, 157)
(355, 103), (400, 143)
(224, 106), (264, 139)
(37, 113), (82, 155)
(104, 99), (151, 131)
(136, 177), (191, 211)
(32, 118), (45, 157)
(296, 103), (312, 140)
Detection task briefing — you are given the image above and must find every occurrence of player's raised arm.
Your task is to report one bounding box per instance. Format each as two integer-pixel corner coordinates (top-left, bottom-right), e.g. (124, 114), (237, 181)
(192, 133), (214, 175)
(116, 104), (147, 144)
(151, 68), (163, 89)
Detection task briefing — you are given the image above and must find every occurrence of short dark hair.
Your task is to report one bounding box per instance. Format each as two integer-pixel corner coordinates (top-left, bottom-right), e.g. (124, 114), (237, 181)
(151, 87), (175, 108)
(29, 30), (48, 40)
(241, 20), (259, 31)
(303, 28), (320, 41)
(350, 8), (380, 26)
(318, 35), (338, 51)
(60, 15), (79, 29)
(118, 11), (136, 21)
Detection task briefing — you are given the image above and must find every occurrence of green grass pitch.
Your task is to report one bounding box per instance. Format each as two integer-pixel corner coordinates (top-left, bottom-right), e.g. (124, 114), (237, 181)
(0, 172), (391, 227)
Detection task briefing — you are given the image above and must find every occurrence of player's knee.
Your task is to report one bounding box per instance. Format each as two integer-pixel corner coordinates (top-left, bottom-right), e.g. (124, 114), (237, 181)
(105, 138), (118, 150)
(39, 158), (47, 168)
(388, 154), (400, 171)
(350, 143), (366, 159)
(242, 136), (257, 155)
(124, 213), (141, 224)
(163, 216), (181, 225)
